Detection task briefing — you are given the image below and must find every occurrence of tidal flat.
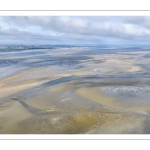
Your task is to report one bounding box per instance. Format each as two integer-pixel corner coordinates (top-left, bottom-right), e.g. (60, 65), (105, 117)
(1, 45), (150, 134)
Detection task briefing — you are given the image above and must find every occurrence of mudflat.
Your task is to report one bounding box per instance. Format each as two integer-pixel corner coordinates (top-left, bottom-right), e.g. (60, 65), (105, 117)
(1, 46), (150, 133)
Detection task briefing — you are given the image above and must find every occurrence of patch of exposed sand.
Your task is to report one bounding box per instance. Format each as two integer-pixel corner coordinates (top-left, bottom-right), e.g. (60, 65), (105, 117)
(99, 60), (143, 73)
(24, 92), (61, 110)
(0, 79), (49, 100)
(70, 70), (93, 76)
(0, 66), (73, 101)
(75, 86), (120, 109)
(47, 82), (73, 93)
(88, 54), (145, 74)
(75, 86), (150, 114)
(0, 100), (33, 133)
(0, 98), (145, 134)
(0, 79), (148, 134)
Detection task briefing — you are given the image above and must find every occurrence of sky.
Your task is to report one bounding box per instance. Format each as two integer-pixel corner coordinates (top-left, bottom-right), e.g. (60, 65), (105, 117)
(1, 16), (150, 45)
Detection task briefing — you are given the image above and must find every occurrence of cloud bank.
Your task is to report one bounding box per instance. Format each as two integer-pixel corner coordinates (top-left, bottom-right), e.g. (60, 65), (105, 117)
(0, 16), (150, 45)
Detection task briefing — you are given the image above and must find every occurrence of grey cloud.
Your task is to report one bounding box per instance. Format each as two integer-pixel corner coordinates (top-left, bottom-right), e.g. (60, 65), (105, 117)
(1, 16), (150, 44)
(3, 16), (150, 39)
(0, 26), (65, 44)
(0, 25), (105, 44)
(121, 16), (150, 29)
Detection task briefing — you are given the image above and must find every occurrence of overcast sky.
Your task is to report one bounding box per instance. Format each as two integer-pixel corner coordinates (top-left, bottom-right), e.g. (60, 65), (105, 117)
(0, 16), (150, 45)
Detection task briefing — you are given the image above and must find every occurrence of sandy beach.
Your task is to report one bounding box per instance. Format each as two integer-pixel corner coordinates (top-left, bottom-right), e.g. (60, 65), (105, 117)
(1, 46), (150, 133)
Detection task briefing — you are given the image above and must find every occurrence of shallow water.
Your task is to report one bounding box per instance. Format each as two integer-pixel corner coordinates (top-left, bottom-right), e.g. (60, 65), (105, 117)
(1, 45), (150, 134)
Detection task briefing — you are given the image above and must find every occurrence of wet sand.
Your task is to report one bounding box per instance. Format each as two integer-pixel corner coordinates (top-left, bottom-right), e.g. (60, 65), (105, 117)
(1, 46), (150, 134)
(0, 74), (150, 134)
(0, 88), (147, 134)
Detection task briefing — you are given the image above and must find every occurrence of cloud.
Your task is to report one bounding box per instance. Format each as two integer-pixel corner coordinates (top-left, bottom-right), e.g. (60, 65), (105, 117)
(0, 26), (65, 44)
(0, 25), (103, 45)
(1, 16), (150, 44)
(121, 16), (150, 28)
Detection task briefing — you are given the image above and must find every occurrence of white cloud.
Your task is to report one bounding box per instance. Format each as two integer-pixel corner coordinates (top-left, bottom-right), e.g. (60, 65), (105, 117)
(1, 16), (150, 44)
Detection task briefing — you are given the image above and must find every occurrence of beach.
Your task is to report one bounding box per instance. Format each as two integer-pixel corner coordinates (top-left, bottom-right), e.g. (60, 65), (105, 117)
(1, 45), (150, 133)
